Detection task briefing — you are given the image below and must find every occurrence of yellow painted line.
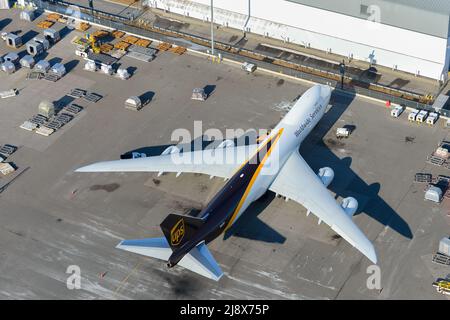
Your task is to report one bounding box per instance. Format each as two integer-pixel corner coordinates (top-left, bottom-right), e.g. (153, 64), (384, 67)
(114, 260), (142, 297)
(224, 128), (284, 231)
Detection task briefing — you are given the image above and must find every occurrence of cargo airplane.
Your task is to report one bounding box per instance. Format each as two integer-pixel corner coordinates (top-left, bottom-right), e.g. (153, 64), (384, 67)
(76, 85), (377, 281)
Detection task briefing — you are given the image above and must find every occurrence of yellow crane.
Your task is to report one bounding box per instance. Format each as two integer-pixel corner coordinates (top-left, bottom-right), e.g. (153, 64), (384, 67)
(86, 33), (100, 54)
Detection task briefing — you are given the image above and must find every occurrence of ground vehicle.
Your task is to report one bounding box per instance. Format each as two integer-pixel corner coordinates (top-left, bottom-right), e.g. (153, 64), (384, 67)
(191, 88), (207, 101)
(124, 96), (143, 111)
(390, 105), (404, 118)
(241, 62), (257, 73)
(426, 112), (439, 125)
(416, 110), (428, 123)
(336, 127), (350, 139)
(408, 109), (419, 121)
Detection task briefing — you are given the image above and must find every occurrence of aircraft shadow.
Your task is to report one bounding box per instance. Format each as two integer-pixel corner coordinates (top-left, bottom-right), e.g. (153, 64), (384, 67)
(300, 90), (413, 239)
(223, 192), (286, 244)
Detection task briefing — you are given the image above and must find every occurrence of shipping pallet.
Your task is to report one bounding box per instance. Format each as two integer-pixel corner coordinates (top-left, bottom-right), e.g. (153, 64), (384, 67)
(83, 92), (103, 103)
(55, 113), (73, 124)
(26, 71), (44, 80)
(0, 145), (17, 159)
(64, 104), (83, 114)
(432, 253), (450, 266)
(114, 41), (131, 51)
(68, 88), (86, 99)
(414, 173), (432, 183)
(157, 42), (172, 51)
(44, 73), (61, 82)
(170, 46), (187, 55)
(76, 22), (91, 32)
(123, 35), (139, 44)
(112, 30), (125, 39)
(29, 114), (48, 126)
(427, 155), (446, 166)
(37, 20), (54, 29)
(135, 39), (151, 47)
(45, 120), (64, 131)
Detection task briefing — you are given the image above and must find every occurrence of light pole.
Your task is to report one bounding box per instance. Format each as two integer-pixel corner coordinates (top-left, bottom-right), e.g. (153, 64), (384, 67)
(210, 0), (215, 56)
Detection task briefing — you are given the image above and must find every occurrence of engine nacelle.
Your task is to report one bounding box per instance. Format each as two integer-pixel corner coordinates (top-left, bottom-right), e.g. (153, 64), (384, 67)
(341, 197), (358, 217)
(317, 167), (334, 187)
(161, 145), (180, 155)
(216, 139), (235, 149)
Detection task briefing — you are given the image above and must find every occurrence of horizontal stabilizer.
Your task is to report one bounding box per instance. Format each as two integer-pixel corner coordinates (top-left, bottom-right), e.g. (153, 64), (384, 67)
(116, 238), (223, 281)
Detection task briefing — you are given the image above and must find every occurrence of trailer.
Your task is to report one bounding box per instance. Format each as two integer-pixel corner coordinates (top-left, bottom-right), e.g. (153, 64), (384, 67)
(426, 112), (439, 126)
(416, 110), (428, 123)
(408, 109), (419, 122)
(0, 88), (18, 99)
(390, 105), (404, 118)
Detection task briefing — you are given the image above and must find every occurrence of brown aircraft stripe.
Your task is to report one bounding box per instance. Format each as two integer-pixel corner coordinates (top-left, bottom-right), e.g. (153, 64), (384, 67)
(224, 128), (284, 231)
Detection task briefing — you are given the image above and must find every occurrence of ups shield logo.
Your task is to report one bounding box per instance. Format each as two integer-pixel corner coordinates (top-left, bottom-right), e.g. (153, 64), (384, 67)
(170, 219), (185, 246)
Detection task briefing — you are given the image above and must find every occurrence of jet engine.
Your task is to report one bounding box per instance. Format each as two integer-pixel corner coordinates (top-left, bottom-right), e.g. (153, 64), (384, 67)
(341, 197), (358, 217)
(317, 167), (334, 187)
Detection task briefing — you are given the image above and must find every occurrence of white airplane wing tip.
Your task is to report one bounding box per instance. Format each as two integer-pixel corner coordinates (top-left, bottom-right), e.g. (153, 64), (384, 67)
(367, 248), (378, 265)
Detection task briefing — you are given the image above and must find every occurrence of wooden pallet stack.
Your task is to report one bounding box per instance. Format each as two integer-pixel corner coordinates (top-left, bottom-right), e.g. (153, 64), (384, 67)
(37, 20), (54, 29)
(92, 30), (110, 38)
(135, 39), (151, 48)
(100, 43), (114, 53)
(157, 42), (172, 51)
(46, 13), (61, 22)
(114, 41), (131, 51)
(112, 30), (125, 39)
(170, 46), (187, 55)
(76, 22), (91, 32)
(123, 35), (139, 44)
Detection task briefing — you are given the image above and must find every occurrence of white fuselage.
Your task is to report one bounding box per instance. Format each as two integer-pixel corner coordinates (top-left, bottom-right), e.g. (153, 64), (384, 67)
(230, 85), (332, 225)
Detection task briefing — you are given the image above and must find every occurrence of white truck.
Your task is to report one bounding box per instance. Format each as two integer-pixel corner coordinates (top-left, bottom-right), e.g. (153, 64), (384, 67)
(241, 62), (257, 73)
(416, 110), (429, 123)
(336, 127), (350, 139)
(390, 105), (404, 118)
(426, 112), (439, 126)
(408, 109), (419, 122)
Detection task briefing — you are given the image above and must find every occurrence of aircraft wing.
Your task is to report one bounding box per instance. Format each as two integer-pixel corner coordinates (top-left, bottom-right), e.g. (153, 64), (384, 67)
(76, 144), (258, 179)
(269, 151), (377, 264)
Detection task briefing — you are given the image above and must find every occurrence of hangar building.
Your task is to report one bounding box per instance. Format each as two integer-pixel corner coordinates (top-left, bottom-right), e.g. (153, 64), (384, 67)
(146, 0), (450, 82)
